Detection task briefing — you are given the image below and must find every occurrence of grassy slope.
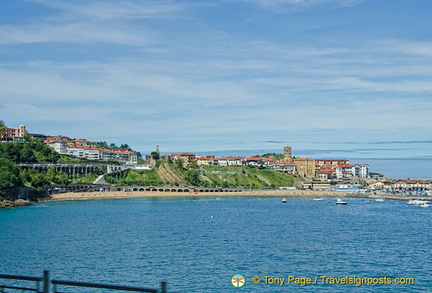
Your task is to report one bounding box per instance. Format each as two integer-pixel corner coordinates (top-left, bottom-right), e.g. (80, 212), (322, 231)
(107, 164), (297, 188)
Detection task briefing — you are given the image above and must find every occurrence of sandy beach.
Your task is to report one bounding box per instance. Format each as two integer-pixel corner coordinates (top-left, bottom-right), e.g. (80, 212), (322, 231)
(50, 189), (348, 200)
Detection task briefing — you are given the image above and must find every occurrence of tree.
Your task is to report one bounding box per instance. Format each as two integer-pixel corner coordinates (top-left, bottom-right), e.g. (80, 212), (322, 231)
(21, 144), (37, 163)
(151, 151), (160, 160)
(0, 120), (6, 141)
(0, 158), (22, 196)
(185, 169), (200, 186)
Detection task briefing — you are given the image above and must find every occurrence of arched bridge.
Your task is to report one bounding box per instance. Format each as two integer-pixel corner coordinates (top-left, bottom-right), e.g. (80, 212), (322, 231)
(50, 184), (243, 194)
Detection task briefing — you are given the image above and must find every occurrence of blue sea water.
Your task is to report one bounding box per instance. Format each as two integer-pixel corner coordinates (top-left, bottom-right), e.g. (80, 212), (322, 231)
(1, 196), (431, 292)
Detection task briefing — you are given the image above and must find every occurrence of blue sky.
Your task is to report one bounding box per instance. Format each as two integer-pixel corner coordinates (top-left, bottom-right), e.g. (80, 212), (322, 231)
(1, 0), (432, 178)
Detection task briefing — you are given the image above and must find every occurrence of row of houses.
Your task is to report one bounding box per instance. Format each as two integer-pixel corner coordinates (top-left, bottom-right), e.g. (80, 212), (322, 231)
(369, 179), (432, 191)
(45, 137), (138, 164)
(316, 161), (371, 180)
(147, 152), (379, 180)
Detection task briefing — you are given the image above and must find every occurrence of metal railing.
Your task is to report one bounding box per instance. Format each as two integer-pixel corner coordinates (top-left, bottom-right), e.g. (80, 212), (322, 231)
(0, 273), (42, 292)
(0, 271), (172, 293)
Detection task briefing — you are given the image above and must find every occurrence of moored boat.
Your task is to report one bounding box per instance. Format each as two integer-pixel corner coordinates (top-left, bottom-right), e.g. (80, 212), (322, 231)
(407, 199), (430, 205)
(336, 198), (347, 205)
(282, 198), (287, 203)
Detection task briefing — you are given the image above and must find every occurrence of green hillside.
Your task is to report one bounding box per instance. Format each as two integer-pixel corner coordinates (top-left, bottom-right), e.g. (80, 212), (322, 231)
(106, 161), (298, 188)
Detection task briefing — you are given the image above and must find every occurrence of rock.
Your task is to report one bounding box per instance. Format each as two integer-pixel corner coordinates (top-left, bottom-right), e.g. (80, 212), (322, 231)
(0, 199), (32, 208)
(14, 199), (31, 206)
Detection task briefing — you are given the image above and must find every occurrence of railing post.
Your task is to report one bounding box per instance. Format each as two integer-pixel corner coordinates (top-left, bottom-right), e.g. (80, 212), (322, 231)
(43, 270), (50, 293)
(160, 281), (167, 293)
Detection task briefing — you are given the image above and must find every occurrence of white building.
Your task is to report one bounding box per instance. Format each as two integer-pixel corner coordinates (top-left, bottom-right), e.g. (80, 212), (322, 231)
(352, 164), (369, 178)
(218, 157), (244, 166)
(45, 138), (137, 163)
(46, 139), (69, 154)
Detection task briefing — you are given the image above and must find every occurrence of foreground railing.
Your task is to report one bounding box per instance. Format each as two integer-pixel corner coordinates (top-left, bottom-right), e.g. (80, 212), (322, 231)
(0, 273), (42, 292)
(0, 271), (173, 293)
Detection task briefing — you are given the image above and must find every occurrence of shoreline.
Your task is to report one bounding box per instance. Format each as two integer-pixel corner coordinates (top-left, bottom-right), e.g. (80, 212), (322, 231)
(50, 189), (347, 200)
(48, 190), (421, 202)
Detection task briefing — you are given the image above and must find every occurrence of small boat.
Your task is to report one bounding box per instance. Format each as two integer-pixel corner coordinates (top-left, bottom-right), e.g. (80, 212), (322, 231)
(336, 198), (347, 205)
(282, 198), (287, 203)
(407, 199), (430, 205)
(420, 203), (430, 208)
(313, 198), (324, 201)
(374, 198), (385, 202)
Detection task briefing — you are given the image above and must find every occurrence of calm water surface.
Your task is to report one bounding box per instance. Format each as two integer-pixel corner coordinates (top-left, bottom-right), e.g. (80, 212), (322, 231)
(1, 196), (431, 292)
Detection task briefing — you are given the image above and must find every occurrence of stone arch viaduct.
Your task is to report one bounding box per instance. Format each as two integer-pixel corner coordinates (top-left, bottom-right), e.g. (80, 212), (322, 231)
(50, 183), (243, 194)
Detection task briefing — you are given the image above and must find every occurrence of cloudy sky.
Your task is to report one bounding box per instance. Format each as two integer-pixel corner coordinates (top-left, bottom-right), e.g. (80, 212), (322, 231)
(1, 0), (432, 177)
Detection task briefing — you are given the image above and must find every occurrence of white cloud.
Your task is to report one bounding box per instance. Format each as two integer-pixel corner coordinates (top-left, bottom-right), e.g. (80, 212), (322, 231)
(0, 68), (118, 101)
(233, 0), (360, 11)
(0, 23), (153, 45)
(0, 0), (184, 45)
(379, 39), (432, 57)
(29, 0), (184, 21)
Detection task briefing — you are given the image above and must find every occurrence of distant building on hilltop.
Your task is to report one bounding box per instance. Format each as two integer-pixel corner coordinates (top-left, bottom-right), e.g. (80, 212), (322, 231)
(283, 146), (293, 163)
(1, 125), (27, 141)
(45, 137), (137, 163)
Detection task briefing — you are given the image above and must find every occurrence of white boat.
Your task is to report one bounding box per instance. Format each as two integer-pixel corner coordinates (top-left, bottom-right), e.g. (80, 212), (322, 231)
(407, 199), (430, 205)
(374, 198), (385, 202)
(313, 198), (324, 201)
(420, 203), (431, 208)
(282, 198), (287, 203)
(336, 198), (347, 205)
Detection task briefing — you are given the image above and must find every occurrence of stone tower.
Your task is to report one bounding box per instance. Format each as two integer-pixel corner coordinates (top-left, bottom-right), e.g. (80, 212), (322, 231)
(284, 146), (293, 163)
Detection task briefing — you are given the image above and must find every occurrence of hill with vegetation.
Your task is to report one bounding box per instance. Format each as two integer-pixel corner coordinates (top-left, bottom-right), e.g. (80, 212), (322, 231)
(0, 139), (299, 198)
(0, 140), (69, 196)
(106, 159), (300, 189)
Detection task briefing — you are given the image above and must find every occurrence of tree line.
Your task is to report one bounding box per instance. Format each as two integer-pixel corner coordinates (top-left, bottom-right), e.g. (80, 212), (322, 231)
(0, 141), (67, 197)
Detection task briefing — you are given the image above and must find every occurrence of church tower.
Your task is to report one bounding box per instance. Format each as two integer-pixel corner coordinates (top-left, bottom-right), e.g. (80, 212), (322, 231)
(284, 146), (293, 163)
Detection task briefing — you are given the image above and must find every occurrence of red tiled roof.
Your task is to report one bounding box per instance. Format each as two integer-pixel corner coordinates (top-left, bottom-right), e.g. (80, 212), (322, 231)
(245, 157), (261, 161)
(318, 169), (335, 174)
(337, 164), (352, 168)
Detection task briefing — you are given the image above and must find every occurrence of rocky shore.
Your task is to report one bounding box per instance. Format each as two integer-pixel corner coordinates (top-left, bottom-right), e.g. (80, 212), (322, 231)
(0, 199), (33, 208)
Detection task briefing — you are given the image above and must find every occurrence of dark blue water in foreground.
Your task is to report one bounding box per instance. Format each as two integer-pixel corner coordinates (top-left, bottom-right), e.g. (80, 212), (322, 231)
(1, 197), (431, 292)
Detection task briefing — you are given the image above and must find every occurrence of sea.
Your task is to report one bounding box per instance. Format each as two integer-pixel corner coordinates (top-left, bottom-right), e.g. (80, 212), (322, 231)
(1, 196), (431, 292)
